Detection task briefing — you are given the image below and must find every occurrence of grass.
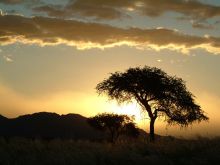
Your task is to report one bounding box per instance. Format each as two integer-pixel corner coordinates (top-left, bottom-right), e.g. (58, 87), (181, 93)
(0, 136), (220, 165)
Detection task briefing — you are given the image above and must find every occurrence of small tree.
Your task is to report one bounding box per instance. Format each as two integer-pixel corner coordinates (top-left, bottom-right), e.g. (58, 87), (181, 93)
(87, 113), (139, 143)
(96, 66), (208, 141)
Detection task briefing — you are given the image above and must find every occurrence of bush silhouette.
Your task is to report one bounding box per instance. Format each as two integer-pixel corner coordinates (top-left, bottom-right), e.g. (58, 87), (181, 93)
(87, 113), (139, 143)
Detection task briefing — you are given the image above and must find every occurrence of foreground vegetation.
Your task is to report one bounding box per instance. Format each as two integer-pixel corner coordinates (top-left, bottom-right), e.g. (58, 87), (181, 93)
(0, 136), (220, 165)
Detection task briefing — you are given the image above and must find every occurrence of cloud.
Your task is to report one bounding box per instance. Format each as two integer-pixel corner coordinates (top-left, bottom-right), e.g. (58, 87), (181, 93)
(0, 0), (40, 5)
(32, 0), (133, 20)
(2, 0), (220, 29)
(0, 15), (220, 54)
(0, 49), (13, 62)
(140, 0), (220, 20)
(0, 9), (3, 16)
(3, 55), (13, 62)
(33, 5), (69, 18)
(31, 0), (220, 22)
(33, 3), (126, 20)
(191, 21), (214, 29)
(0, 0), (24, 4)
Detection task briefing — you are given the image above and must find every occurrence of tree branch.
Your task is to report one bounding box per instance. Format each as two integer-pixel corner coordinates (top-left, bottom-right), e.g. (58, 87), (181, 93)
(147, 97), (156, 102)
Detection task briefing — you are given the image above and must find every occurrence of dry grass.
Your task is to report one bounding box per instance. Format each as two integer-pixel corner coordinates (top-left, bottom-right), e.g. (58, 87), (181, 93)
(0, 136), (220, 165)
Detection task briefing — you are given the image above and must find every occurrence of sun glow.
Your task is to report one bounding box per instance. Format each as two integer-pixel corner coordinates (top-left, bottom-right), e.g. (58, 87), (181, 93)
(111, 102), (143, 124)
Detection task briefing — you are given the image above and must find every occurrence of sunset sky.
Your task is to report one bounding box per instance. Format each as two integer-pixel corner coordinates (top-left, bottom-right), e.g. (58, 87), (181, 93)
(0, 0), (220, 138)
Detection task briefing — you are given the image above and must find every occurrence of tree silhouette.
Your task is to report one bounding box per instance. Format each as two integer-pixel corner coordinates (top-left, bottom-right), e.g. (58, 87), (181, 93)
(87, 113), (139, 143)
(96, 66), (208, 141)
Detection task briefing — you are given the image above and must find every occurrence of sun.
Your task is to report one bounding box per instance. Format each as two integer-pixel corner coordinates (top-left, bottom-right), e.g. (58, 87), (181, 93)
(111, 102), (143, 123)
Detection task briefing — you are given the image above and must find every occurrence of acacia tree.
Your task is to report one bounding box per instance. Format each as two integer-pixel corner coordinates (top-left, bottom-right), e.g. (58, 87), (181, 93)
(96, 66), (208, 141)
(87, 113), (139, 143)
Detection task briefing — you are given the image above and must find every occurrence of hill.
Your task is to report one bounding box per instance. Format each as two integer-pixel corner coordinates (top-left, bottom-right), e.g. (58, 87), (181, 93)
(0, 112), (104, 140)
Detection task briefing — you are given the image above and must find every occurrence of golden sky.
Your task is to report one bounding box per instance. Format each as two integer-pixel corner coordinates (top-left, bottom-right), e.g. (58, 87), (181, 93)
(0, 0), (220, 137)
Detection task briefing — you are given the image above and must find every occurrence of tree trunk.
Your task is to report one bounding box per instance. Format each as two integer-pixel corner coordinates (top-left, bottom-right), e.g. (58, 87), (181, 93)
(149, 118), (156, 142)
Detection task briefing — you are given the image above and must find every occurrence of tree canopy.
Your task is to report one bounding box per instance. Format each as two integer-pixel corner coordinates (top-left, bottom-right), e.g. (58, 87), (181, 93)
(96, 66), (208, 141)
(87, 113), (139, 143)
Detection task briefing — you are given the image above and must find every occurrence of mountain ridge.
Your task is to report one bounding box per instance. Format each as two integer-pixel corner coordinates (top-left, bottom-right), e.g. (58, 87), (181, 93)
(0, 112), (104, 140)
(0, 112), (171, 141)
